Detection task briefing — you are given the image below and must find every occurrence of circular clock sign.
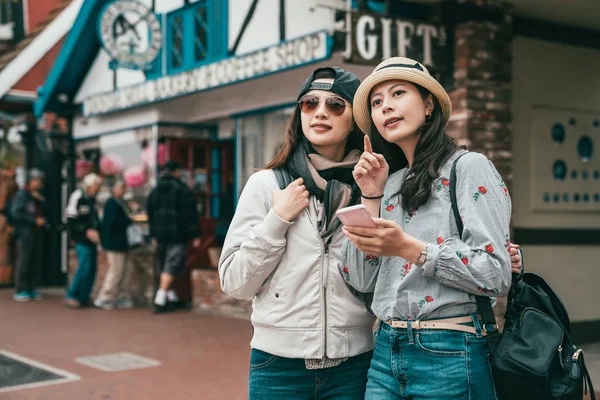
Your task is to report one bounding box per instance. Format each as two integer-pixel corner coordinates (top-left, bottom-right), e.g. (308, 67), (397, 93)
(98, 0), (162, 70)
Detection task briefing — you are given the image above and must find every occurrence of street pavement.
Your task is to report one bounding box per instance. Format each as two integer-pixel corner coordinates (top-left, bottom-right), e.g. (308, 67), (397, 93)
(1, 288), (598, 400)
(0, 289), (252, 400)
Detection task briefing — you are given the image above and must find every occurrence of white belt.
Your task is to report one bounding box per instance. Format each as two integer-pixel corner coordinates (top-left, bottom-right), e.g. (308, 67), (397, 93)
(383, 315), (486, 336)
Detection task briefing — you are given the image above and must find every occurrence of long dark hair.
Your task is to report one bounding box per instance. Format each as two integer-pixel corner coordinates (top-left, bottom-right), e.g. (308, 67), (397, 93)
(264, 70), (364, 169)
(370, 84), (459, 211)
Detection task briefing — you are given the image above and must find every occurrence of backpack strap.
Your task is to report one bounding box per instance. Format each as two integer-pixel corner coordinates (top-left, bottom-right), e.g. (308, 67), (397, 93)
(273, 166), (293, 190)
(449, 152), (500, 336)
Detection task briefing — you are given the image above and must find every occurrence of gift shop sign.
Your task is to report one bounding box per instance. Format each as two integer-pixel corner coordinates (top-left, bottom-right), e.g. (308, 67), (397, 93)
(83, 31), (331, 117)
(346, 12), (448, 69)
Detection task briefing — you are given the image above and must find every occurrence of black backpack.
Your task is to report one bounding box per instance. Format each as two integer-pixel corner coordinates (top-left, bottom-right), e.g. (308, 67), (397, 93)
(450, 153), (595, 400)
(273, 167), (294, 191)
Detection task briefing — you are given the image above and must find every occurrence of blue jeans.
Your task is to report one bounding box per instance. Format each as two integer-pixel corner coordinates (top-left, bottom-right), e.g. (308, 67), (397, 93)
(248, 349), (373, 400)
(366, 316), (498, 400)
(66, 244), (98, 304)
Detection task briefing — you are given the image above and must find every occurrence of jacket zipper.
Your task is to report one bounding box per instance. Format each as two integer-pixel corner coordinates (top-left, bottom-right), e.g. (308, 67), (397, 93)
(323, 241), (329, 358)
(304, 207), (330, 358)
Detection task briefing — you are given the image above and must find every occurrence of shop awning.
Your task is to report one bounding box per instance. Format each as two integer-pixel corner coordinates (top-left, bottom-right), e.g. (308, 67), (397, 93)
(34, 0), (105, 118)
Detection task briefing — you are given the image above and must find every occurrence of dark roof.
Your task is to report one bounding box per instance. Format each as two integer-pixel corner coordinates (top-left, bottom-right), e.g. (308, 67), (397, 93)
(0, 0), (72, 71)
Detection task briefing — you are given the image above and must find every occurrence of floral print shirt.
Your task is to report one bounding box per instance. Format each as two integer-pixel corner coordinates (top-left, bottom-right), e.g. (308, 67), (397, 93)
(343, 151), (512, 321)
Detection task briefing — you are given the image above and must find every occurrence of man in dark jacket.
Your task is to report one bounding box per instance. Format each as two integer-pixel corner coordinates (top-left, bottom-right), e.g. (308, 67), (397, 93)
(10, 169), (48, 301)
(64, 173), (103, 308)
(147, 161), (200, 313)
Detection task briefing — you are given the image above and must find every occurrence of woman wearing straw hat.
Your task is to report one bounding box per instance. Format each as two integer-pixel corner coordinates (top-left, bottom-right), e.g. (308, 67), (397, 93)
(342, 57), (513, 399)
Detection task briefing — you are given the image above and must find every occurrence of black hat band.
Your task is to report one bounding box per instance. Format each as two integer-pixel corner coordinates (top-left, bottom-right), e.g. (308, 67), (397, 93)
(377, 62), (424, 72)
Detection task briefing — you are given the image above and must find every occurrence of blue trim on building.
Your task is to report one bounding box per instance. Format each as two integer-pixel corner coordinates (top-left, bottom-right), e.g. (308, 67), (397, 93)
(34, 0), (105, 117)
(83, 30), (333, 117)
(145, 11), (164, 80)
(210, 146), (221, 218)
(234, 118), (241, 207)
(72, 121), (213, 142)
(232, 102), (296, 119)
(351, 0), (386, 13)
(165, 0), (227, 76)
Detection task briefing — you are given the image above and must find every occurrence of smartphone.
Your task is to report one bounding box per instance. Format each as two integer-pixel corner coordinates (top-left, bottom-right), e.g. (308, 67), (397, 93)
(336, 204), (378, 228)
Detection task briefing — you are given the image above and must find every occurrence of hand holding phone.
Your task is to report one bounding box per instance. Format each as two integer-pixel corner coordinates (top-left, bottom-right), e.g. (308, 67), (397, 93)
(336, 204), (378, 228)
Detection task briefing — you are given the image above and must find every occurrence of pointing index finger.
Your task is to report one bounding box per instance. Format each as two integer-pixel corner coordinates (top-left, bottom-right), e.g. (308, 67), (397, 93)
(364, 135), (373, 154)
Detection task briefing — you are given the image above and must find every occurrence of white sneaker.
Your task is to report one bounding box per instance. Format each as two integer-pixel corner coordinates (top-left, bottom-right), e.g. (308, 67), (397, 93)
(93, 299), (114, 310)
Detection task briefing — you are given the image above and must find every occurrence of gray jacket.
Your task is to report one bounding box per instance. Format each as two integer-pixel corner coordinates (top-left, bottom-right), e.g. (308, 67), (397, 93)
(219, 170), (375, 359)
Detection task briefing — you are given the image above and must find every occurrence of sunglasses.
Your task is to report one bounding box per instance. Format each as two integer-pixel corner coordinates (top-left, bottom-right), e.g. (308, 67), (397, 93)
(298, 95), (350, 117)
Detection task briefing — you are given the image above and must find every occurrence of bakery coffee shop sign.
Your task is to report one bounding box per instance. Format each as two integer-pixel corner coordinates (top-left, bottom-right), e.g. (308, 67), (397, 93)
(84, 31), (330, 116)
(347, 12), (448, 70)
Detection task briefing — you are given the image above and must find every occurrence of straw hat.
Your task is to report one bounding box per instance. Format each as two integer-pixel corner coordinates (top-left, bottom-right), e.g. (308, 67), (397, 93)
(353, 57), (452, 135)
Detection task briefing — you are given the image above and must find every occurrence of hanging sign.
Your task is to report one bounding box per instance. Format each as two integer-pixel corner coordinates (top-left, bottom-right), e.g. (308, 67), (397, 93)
(345, 12), (448, 70)
(98, 0), (163, 70)
(84, 31), (331, 117)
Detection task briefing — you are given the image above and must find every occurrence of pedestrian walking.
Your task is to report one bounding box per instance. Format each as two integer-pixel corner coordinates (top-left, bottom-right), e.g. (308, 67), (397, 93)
(10, 169), (48, 301)
(64, 173), (102, 308)
(147, 161), (201, 314)
(94, 180), (134, 310)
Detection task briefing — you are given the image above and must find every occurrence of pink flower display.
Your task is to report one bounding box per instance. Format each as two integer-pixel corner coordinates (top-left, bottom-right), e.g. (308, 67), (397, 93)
(123, 165), (147, 188)
(141, 143), (168, 169)
(99, 154), (124, 176)
(75, 159), (94, 179)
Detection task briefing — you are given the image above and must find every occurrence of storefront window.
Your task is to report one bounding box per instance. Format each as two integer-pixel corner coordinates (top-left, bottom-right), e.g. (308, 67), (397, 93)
(74, 130), (157, 218)
(73, 125), (234, 236)
(237, 107), (294, 185)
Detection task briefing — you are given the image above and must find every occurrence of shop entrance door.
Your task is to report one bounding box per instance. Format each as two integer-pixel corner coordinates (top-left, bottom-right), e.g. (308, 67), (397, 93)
(167, 138), (235, 302)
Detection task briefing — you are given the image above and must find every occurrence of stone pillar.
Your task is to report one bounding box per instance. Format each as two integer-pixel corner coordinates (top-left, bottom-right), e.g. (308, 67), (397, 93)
(446, 0), (513, 188)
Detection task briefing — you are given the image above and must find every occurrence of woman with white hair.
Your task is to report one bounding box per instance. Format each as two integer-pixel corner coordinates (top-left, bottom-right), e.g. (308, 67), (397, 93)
(94, 180), (134, 310)
(64, 173), (103, 308)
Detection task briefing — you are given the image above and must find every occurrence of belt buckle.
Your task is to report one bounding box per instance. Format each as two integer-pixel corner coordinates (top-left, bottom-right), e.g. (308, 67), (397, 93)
(482, 323), (498, 333)
(386, 319), (405, 329)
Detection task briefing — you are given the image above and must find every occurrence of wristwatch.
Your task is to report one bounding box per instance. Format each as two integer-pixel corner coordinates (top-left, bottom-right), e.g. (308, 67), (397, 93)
(414, 245), (428, 268)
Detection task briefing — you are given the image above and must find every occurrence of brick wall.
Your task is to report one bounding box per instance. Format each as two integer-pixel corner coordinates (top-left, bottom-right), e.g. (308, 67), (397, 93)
(446, 0), (513, 189)
(444, 0), (513, 324)
(67, 247), (252, 318)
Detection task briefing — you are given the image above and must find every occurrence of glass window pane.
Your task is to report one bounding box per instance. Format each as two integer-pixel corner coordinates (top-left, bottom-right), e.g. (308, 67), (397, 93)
(171, 16), (184, 69)
(176, 144), (189, 167)
(193, 146), (206, 169)
(194, 7), (207, 62)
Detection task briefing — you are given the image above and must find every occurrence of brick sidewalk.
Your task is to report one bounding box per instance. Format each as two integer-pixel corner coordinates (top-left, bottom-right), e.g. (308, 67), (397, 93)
(0, 289), (252, 400)
(1, 289), (597, 399)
